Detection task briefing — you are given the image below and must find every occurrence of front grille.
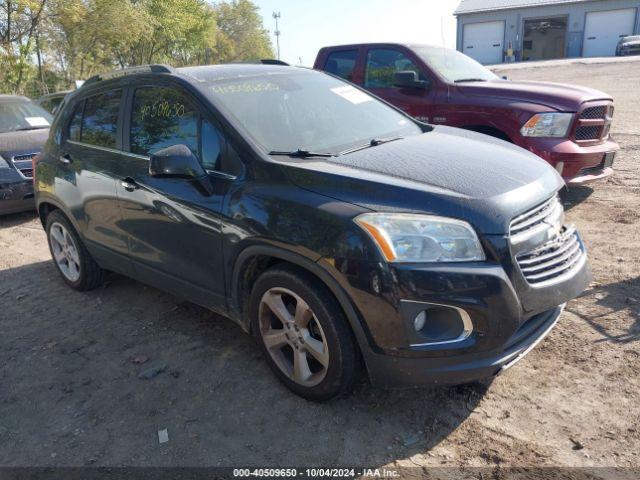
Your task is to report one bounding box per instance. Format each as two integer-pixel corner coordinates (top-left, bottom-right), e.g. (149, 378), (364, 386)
(573, 102), (613, 143)
(516, 226), (583, 285)
(580, 106), (605, 119)
(11, 153), (37, 179)
(12, 153), (36, 162)
(575, 125), (601, 140)
(509, 195), (561, 237)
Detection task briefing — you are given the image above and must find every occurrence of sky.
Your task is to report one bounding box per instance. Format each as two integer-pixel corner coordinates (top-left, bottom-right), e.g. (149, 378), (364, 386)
(253, 0), (460, 66)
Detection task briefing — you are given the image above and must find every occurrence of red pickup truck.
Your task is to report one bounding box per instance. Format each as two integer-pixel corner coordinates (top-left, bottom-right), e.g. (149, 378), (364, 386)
(314, 43), (618, 184)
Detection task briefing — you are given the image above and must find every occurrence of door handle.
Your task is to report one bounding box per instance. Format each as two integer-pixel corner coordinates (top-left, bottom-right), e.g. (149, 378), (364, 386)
(59, 153), (73, 165)
(120, 177), (139, 191)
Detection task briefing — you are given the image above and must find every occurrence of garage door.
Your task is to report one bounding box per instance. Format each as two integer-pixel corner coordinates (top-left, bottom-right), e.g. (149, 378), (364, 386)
(583, 8), (637, 57)
(463, 21), (505, 65)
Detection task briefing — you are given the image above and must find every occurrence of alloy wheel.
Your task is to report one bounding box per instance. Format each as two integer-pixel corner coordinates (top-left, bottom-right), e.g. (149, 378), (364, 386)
(49, 222), (81, 282)
(259, 287), (330, 387)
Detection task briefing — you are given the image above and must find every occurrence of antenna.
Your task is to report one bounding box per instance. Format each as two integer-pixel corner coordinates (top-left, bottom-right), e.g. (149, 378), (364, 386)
(272, 12), (282, 60)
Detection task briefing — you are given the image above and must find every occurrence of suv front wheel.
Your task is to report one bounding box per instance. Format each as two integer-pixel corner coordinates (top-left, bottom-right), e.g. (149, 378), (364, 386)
(250, 266), (359, 401)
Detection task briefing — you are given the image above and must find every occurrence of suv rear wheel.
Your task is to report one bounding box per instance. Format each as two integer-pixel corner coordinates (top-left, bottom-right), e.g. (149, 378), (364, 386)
(250, 266), (359, 401)
(45, 210), (104, 291)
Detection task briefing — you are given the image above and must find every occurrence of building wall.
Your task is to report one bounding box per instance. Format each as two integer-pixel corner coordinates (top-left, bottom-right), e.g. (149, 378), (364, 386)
(456, 0), (640, 60)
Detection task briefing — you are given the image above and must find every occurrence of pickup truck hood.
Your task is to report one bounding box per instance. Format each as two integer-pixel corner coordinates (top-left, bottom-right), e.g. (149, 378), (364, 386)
(279, 126), (563, 234)
(457, 79), (612, 111)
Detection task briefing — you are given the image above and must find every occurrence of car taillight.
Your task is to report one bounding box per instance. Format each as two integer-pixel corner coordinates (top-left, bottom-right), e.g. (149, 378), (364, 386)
(32, 153), (41, 183)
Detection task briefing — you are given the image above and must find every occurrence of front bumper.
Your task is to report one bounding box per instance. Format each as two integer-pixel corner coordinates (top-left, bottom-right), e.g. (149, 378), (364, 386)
(0, 179), (35, 215)
(518, 136), (619, 185)
(365, 304), (563, 387)
(332, 232), (590, 388)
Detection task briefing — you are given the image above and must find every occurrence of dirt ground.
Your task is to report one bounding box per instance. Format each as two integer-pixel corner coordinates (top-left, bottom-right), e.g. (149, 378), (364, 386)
(1, 59), (639, 472)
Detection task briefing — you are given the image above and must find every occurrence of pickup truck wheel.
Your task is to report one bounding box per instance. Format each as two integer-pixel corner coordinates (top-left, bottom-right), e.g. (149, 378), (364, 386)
(45, 210), (104, 291)
(250, 266), (359, 401)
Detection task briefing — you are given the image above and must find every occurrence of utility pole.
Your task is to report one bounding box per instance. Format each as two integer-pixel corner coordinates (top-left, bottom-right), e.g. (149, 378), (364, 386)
(272, 11), (281, 60)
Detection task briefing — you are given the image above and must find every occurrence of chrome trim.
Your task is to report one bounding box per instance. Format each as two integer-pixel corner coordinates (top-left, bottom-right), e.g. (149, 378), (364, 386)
(404, 300), (474, 347)
(67, 140), (237, 179)
(499, 303), (565, 372)
(10, 153), (37, 180)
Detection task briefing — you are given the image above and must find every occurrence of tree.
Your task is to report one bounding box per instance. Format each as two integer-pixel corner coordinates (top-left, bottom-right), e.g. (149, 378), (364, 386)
(0, 0), (48, 93)
(0, 0), (273, 95)
(213, 0), (273, 63)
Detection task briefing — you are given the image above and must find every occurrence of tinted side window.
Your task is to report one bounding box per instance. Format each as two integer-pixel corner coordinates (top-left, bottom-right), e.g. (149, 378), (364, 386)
(324, 50), (358, 82)
(68, 101), (84, 141)
(365, 49), (422, 88)
(81, 90), (121, 148)
(130, 86), (198, 157)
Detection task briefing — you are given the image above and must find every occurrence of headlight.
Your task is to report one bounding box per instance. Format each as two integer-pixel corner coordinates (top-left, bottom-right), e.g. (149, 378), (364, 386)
(521, 112), (573, 138)
(0, 154), (10, 169)
(355, 213), (485, 263)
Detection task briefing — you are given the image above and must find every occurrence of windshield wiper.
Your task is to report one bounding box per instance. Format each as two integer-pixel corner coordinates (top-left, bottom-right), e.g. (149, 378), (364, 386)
(268, 149), (334, 158)
(453, 78), (487, 83)
(339, 136), (403, 156)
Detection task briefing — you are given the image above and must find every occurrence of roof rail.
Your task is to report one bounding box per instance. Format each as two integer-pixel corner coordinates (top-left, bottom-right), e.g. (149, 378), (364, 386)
(83, 64), (175, 86)
(259, 59), (289, 66)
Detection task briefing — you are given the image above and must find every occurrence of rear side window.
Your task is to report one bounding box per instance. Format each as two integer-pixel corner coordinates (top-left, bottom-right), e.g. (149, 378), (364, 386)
(130, 86), (199, 157)
(80, 90), (122, 148)
(324, 50), (358, 82)
(365, 48), (423, 88)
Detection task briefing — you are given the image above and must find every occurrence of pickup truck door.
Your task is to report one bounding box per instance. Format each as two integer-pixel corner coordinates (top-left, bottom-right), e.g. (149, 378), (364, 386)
(361, 47), (434, 123)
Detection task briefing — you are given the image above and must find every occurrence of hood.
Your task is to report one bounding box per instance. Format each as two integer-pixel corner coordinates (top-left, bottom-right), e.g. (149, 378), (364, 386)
(0, 128), (49, 159)
(279, 126), (563, 235)
(457, 79), (612, 111)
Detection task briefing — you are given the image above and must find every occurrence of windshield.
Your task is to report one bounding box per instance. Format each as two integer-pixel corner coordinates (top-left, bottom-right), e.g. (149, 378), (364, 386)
(414, 47), (498, 83)
(0, 100), (52, 134)
(196, 69), (422, 155)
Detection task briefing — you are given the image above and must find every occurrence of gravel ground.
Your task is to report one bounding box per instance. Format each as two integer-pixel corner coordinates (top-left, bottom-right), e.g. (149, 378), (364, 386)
(0, 59), (638, 471)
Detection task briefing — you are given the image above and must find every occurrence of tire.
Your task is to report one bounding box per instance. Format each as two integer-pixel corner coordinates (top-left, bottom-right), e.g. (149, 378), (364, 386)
(249, 265), (360, 401)
(45, 210), (104, 291)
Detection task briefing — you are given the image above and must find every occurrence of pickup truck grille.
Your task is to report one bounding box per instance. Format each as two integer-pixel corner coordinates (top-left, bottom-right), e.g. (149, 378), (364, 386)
(516, 227), (583, 285)
(580, 106), (606, 119)
(572, 101), (613, 143)
(11, 153), (36, 179)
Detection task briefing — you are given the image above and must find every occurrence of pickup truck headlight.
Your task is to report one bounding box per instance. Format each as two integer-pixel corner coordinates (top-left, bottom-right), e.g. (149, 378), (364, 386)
(521, 113), (574, 138)
(0, 154), (10, 169)
(355, 213), (485, 263)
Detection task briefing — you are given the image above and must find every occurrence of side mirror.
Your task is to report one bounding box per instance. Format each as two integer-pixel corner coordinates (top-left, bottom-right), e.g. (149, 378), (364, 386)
(149, 144), (213, 195)
(149, 144), (206, 179)
(501, 75), (509, 80)
(393, 71), (429, 89)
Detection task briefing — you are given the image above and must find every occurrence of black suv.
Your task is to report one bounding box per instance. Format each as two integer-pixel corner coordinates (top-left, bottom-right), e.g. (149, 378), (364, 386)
(34, 64), (590, 400)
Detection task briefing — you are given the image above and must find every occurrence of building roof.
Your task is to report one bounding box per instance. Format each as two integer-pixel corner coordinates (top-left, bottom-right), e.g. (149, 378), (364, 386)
(454, 0), (590, 15)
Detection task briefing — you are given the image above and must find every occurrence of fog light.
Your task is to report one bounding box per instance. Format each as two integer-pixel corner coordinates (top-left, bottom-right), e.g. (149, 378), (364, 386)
(555, 161), (564, 176)
(414, 311), (426, 332)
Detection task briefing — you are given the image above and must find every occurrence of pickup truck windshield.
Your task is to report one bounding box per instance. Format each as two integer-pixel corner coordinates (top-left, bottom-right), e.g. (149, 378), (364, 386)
(198, 69), (422, 155)
(414, 47), (498, 83)
(0, 100), (52, 134)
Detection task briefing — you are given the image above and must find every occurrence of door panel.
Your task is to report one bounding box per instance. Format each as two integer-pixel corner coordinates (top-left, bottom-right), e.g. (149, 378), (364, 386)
(56, 90), (130, 271)
(463, 21), (505, 65)
(116, 156), (228, 306)
(583, 8), (636, 57)
(117, 84), (230, 308)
